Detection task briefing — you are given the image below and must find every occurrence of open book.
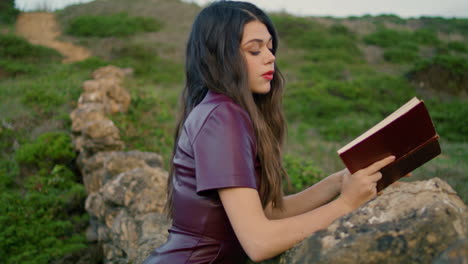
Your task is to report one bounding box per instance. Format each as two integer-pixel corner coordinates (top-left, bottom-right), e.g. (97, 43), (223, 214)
(337, 97), (441, 191)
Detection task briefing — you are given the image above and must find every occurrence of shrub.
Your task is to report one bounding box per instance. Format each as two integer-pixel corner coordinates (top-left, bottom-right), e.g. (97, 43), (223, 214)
(284, 154), (323, 192)
(0, 34), (60, 60)
(284, 74), (415, 141)
(20, 86), (67, 115)
(419, 17), (468, 35)
(2, 132), (87, 263)
(0, 0), (20, 24)
(375, 14), (406, 25)
(428, 100), (468, 142)
(363, 28), (412, 48)
(0, 170), (87, 263)
(412, 55), (468, 75)
(383, 48), (419, 63)
(446, 41), (467, 53)
(0, 59), (37, 76)
(71, 56), (109, 70)
(408, 55), (468, 94)
(15, 132), (76, 171)
(271, 15), (361, 61)
(66, 12), (162, 37)
(0, 127), (18, 189)
(329, 24), (355, 38)
(412, 28), (441, 45)
(0, 34), (61, 76)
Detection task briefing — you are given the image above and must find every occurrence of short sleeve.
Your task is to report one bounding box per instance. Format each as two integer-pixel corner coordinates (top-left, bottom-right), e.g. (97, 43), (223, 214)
(192, 102), (257, 194)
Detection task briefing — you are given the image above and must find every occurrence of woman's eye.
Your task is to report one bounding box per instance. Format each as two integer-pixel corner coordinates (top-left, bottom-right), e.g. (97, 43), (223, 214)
(249, 51), (260, 56)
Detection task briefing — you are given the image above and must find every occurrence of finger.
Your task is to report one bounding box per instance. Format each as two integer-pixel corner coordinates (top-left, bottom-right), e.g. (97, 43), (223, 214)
(369, 172), (382, 182)
(404, 172), (412, 178)
(364, 156), (395, 174)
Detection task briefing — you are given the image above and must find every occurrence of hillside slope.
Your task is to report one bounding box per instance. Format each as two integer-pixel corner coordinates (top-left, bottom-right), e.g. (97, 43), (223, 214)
(0, 0), (467, 263)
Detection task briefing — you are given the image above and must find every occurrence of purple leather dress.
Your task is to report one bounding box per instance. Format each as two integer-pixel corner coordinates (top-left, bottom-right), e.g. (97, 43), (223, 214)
(143, 90), (260, 264)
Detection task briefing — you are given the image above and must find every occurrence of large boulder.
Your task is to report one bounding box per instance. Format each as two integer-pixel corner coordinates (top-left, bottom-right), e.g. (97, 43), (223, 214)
(85, 165), (170, 264)
(259, 178), (468, 264)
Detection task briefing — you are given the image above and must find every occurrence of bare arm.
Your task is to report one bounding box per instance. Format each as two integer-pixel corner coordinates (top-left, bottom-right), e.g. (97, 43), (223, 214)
(219, 156), (395, 262)
(264, 169), (346, 219)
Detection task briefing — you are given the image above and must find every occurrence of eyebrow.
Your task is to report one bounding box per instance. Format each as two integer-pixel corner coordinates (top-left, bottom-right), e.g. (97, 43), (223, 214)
(243, 37), (272, 46)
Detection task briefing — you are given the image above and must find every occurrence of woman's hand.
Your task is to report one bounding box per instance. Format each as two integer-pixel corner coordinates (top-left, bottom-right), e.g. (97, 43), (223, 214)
(338, 156), (395, 211)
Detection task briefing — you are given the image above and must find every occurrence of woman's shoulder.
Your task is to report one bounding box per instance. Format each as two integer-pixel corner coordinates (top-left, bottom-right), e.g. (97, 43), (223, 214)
(184, 91), (253, 139)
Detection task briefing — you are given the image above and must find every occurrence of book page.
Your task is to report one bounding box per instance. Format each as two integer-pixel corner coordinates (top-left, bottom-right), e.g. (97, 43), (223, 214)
(337, 97), (421, 154)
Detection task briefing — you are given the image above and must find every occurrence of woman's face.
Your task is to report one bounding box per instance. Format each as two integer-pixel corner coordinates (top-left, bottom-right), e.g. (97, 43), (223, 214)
(241, 20), (275, 94)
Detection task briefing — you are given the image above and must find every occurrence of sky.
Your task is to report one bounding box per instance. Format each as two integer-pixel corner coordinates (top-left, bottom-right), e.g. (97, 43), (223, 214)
(15, 0), (468, 18)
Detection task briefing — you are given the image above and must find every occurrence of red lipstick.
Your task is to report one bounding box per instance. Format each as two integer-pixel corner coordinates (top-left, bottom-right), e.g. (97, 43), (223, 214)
(262, 70), (274, 80)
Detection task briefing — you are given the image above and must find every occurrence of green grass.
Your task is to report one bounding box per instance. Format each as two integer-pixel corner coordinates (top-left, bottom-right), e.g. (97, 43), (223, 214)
(0, 54), (105, 263)
(0, 34), (62, 77)
(111, 42), (184, 84)
(66, 12), (162, 37)
(111, 81), (180, 170)
(1, 2), (467, 263)
(383, 48), (420, 63)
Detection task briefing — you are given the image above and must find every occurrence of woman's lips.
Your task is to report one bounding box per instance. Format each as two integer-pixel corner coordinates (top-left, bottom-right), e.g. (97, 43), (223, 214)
(262, 71), (274, 80)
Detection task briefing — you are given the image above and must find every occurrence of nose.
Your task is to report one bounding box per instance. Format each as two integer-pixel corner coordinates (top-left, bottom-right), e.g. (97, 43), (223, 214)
(264, 48), (275, 65)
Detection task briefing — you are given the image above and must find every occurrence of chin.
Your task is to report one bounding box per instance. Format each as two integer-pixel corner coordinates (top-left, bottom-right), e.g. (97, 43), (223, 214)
(251, 85), (271, 94)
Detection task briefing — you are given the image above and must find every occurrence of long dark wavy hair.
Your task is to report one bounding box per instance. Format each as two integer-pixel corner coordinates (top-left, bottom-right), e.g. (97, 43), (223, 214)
(166, 0), (288, 218)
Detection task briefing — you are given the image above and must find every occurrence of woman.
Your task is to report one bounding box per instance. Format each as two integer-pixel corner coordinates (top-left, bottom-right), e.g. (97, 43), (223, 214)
(143, 1), (395, 263)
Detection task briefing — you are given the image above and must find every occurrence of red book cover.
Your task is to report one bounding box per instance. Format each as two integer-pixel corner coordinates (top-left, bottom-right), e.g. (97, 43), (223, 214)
(337, 97), (441, 191)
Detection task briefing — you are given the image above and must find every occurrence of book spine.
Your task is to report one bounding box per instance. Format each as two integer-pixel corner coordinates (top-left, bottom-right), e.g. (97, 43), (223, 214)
(377, 135), (441, 192)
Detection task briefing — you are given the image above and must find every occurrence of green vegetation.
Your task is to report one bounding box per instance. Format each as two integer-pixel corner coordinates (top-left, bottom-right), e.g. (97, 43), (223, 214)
(446, 41), (468, 53)
(1, 2), (467, 263)
(269, 13), (467, 197)
(419, 16), (468, 35)
(111, 42), (184, 84)
(348, 14), (407, 25)
(284, 154), (323, 192)
(362, 27), (444, 64)
(0, 0), (20, 24)
(0, 34), (62, 76)
(15, 132), (76, 170)
(0, 38), (103, 262)
(408, 55), (468, 95)
(383, 48), (419, 63)
(66, 12), (162, 37)
(272, 15), (362, 63)
(1, 132), (88, 263)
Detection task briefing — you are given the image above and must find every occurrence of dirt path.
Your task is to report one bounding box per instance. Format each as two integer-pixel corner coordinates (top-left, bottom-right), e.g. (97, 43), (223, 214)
(15, 12), (91, 63)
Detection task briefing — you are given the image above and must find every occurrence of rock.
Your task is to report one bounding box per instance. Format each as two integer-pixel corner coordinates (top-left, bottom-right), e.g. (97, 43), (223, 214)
(70, 104), (106, 133)
(75, 119), (124, 155)
(99, 78), (131, 114)
(101, 167), (168, 214)
(70, 65), (132, 157)
(72, 66), (170, 264)
(78, 151), (163, 193)
(84, 163), (170, 264)
(433, 239), (468, 264)
(259, 178), (468, 264)
(92, 65), (133, 82)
